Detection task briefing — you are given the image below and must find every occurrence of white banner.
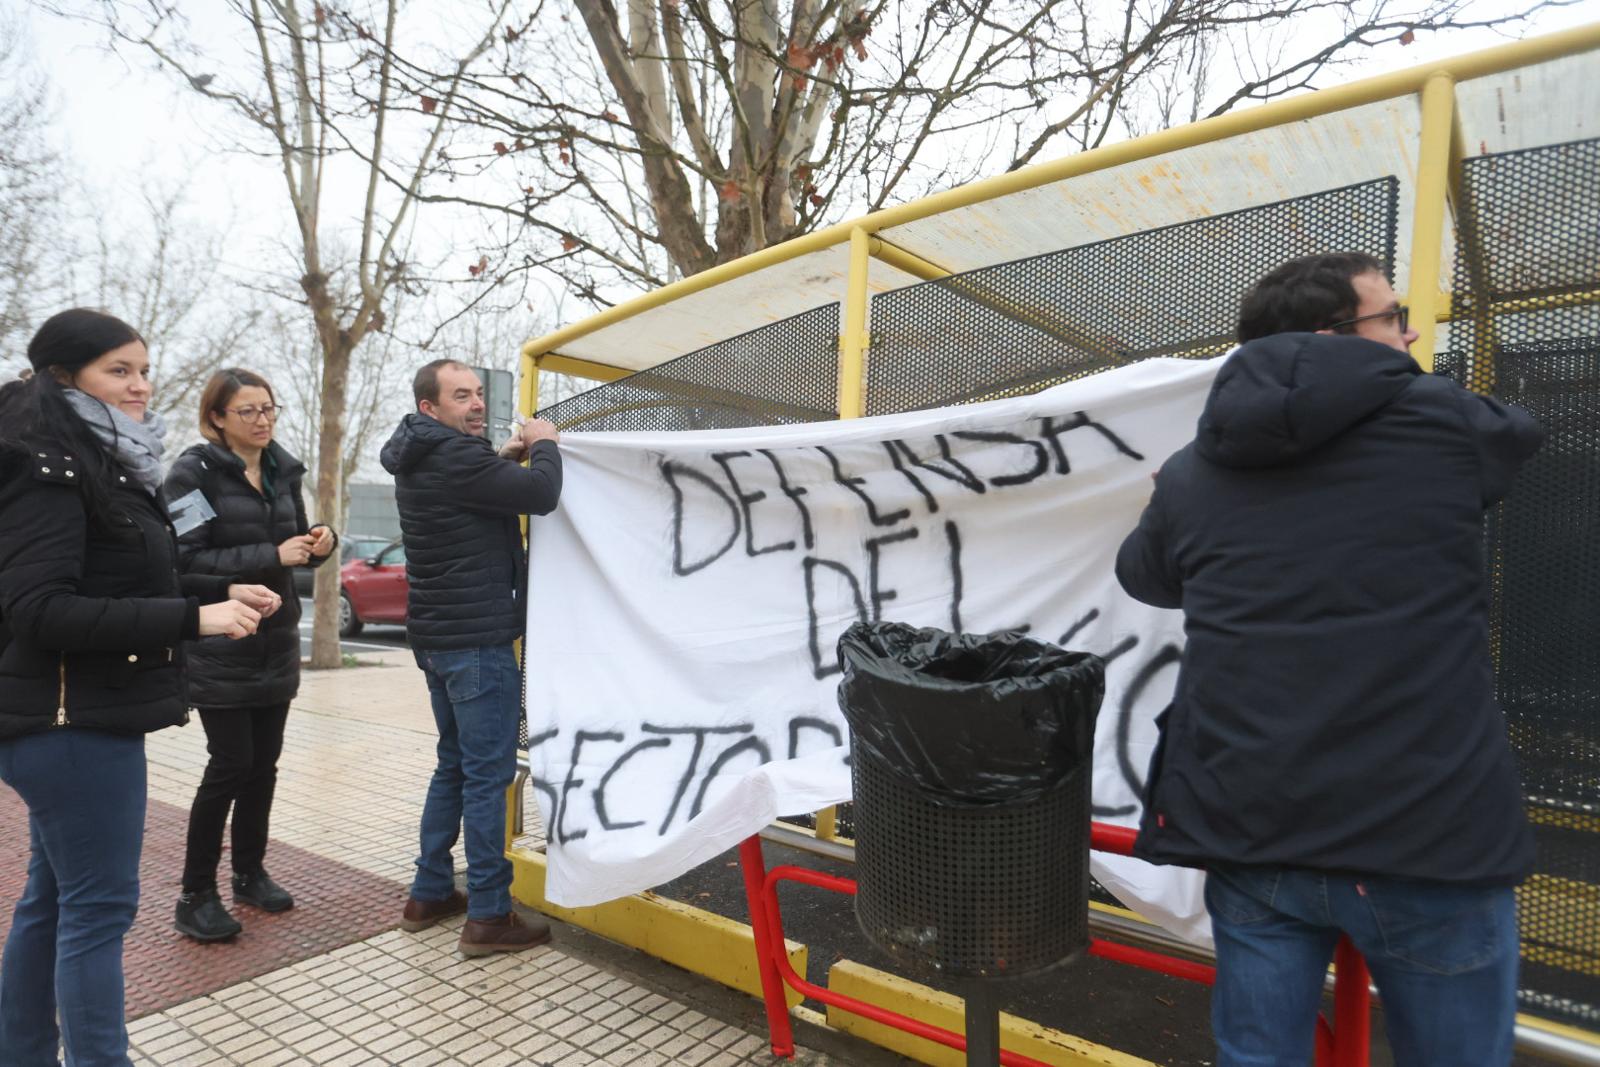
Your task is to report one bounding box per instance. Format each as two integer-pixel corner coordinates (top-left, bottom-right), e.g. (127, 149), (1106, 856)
(525, 356), (1225, 944)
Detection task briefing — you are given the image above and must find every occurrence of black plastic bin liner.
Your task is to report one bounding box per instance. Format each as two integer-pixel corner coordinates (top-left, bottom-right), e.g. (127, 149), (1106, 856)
(837, 621), (1105, 806)
(838, 621), (1106, 979)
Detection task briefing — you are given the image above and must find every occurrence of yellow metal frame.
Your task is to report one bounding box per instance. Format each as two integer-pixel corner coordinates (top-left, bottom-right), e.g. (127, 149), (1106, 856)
(1443, 99), (1501, 387)
(827, 960), (1154, 1066)
(837, 227), (872, 420)
(506, 18), (1600, 1061)
(509, 844), (809, 1008)
(536, 351), (634, 384)
(1405, 72), (1456, 372)
(810, 228), (875, 836)
(867, 236), (950, 282)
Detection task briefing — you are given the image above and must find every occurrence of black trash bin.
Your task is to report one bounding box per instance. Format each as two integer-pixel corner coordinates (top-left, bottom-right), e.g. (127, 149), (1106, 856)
(838, 622), (1105, 1066)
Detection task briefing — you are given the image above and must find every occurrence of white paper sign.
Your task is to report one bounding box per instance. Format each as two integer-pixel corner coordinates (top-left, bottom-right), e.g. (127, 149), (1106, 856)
(166, 487), (217, 536)
(525, 356), (1225, 945)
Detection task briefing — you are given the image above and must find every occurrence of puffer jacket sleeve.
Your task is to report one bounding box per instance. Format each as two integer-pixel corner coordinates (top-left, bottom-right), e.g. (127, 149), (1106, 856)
(1455, 388), (1545, 507)
(1116, 470), (1183, 610)
(163, 452), (280, 580)
(180, 573), (235, 605)
(0, 477), (199, 651)
(447, 438), (563, 517)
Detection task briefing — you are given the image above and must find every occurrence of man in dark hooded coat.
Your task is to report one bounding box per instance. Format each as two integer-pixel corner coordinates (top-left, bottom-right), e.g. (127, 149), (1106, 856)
(381, 359), (562, 957)
(1117, 253), (1542, 1065)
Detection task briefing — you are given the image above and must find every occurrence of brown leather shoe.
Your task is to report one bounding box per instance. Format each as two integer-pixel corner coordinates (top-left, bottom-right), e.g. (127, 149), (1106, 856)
(458, 911), (552, 957)
(399, 890), (468, 933)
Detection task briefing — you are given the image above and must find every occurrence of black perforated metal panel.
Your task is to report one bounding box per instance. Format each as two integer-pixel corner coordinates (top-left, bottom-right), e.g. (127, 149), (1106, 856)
(852, 745), (1091, 980)
(1436, 136), (1600, 1029)
(536, 304), (840, 432)
(865, 179), (1400, 415)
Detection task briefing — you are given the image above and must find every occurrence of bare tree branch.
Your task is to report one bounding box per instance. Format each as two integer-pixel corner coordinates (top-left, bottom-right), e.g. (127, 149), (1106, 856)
(63, 0), (520, 667)
(371, 0), (1564, 302)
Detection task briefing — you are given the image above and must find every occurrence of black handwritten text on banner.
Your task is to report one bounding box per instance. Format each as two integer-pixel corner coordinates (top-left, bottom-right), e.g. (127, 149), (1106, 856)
(524, 357), (1224, 944)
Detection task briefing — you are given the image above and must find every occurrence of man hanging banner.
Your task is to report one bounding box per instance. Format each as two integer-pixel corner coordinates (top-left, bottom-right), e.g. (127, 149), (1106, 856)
(525, 355), (1225, 944)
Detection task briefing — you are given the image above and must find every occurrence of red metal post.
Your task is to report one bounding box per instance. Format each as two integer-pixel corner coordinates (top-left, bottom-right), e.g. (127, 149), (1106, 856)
(1087, 939), (1215, 985)
(1090, 822), (1140, 855)
(1331, 937), (1372, 1067)
(739, 822), (1373, 1066)
(759, 867), (1055, 1067)
(738, 836), (797, 1058)
(1315, 1016), (1336, 1066)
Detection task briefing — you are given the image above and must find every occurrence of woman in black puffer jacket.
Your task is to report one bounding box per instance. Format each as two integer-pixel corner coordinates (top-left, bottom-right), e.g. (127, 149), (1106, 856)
(161, 368), (337, 942)
(0, 310), (271, 1067)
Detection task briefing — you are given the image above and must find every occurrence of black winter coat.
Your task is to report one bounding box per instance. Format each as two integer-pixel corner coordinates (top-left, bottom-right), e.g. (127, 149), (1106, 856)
(379, 414), (561, 651)
(1116, 333), (1543, 887)
(162, 441), (328, 709)
(0, 441), (234, 740)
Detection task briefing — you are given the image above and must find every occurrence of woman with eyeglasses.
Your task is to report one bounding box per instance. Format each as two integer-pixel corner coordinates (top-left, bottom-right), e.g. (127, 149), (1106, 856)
(162, 368), (338, 942)
(0, 310), (271, 1066)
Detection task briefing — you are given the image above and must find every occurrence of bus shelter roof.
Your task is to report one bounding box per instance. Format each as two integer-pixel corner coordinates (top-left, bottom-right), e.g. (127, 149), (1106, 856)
(521, 24), (1600, 380)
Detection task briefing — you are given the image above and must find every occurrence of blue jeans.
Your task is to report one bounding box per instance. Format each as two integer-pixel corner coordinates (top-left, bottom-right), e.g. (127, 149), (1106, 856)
(1206, 864), (1519, 1067)
(0, 729), (146, 1067)
(411, 646), (520, 920)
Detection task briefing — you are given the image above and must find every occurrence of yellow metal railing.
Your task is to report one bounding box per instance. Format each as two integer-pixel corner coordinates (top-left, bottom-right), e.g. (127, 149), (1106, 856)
(505, 22), (1600, 1062)
(1407, 71), (1457, 372)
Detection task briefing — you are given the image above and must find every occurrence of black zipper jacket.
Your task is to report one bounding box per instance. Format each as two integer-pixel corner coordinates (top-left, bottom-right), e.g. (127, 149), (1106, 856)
(162, 441), (328, 709)
(379, 414), (561, 651)
(1117, 333), (1544, 886)
(0, 442), (233, 739)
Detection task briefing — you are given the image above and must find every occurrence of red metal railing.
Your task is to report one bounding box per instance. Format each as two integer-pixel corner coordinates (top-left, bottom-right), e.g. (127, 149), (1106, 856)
(739, 822), (1372, 1066)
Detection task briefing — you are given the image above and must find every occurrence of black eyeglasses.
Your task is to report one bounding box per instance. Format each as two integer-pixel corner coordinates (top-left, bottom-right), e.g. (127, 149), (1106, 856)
(226, 403), (284, 423)
(1325, 305), (1409, 334)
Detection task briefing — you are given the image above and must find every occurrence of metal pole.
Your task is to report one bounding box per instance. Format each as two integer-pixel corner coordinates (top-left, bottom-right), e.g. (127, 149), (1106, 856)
(838, 225), (871, 419)
(1332, 937), (1372, 1067)
(520, 350), (540, 418)
(1406, 71), (1457, 372)
(738, 836), (797, 1058)
(808, 226), (874, 838)
(814, 805), (839, 841)
(509, 349), (542, 839)
(962, 986), (1002, 1067)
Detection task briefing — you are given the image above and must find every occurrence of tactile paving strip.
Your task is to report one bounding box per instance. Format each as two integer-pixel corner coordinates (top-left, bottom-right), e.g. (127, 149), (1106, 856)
(0, 783), (407, 1019)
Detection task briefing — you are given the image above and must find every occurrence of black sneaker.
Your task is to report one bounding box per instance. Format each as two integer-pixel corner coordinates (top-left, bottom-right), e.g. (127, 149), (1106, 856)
(174, 889), (242, 942)
(233, 869), (294, 913)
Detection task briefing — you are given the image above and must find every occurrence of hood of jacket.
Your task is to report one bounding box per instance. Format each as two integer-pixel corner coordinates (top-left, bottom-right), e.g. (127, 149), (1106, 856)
(1196, 333), (1421, 468)
(380, 412), (468, 476)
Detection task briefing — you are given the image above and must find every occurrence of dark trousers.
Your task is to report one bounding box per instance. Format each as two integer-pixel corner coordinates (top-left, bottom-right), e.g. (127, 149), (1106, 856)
(0, 728), (145, 1067)
(411, 645), (519, 920)
(1206, 864), (1519, 1066)
(181, 703), (290, 893)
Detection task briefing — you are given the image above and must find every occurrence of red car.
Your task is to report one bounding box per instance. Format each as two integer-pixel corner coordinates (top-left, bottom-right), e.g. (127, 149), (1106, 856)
(339, 540), (408, 636)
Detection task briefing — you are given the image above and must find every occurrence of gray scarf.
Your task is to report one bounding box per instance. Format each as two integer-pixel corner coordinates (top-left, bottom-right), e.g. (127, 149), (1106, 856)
(62, 389), (168, 494)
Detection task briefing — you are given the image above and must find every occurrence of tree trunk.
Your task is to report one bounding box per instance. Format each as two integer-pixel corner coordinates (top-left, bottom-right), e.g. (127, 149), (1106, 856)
(309, 319), (351, 669)
(572, 0), (716, 278)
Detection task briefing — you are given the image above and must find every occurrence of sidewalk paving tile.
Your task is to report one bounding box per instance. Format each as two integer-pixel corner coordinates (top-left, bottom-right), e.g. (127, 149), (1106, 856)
(4, 657), (885, 1066)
